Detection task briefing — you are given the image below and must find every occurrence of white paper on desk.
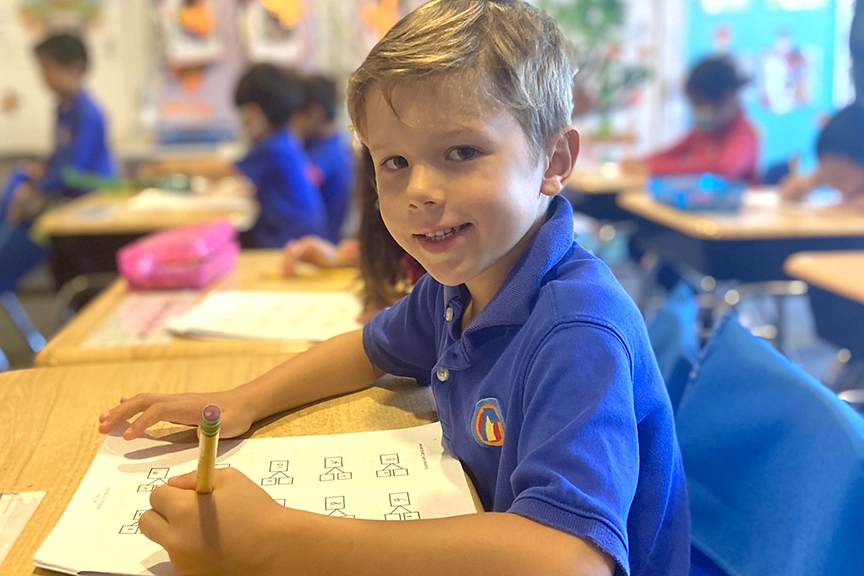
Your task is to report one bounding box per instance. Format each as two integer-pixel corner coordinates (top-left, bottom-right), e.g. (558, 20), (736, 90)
(34, 422), (475, 576)
(0, 491), (45, 565)
(165, 290), (363, 342)
(128, 188), (254, 212)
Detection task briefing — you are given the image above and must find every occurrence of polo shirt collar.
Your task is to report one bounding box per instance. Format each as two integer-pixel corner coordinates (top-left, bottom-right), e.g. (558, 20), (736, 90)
(442, 194), (575, 339)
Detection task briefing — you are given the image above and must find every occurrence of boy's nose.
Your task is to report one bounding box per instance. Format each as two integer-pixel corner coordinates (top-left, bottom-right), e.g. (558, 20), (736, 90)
(405, 166), (445, 209)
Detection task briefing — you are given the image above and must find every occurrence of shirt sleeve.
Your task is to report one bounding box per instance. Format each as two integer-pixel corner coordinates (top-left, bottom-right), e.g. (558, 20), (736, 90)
(362, 274), (441, 386)
(235, 146), (270, 189)
(508, 321), (639, 575)
(39, 107), (107, 194)
(646, 124), (757, 180)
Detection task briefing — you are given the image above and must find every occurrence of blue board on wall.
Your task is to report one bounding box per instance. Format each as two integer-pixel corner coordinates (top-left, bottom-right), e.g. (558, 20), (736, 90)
(686, 0), (838, 174)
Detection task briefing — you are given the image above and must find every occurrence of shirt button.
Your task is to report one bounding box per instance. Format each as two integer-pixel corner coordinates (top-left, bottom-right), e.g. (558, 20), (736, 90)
(436, 367), (450, 382)
(445, 307), (454, 322)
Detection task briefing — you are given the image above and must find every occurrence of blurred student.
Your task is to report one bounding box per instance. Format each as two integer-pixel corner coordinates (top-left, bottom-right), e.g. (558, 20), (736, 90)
(0, 32), (115, 290)
(290, 74), (354, 243)
(144, 64), (327, 248)
(780, 104), (864, 205)
(624, 56), (758, 181)
(282, 145), (423, 322)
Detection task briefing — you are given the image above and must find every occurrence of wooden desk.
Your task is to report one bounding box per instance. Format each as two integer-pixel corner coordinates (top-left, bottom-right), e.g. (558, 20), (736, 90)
(785, 251), (864, 357)
(33, 190), (259, 287)
(36, 250), (360, 367)
(619, 191), (864, 282)
(565, 167), (646, 221)
(0, 355), (472, 575)
(35, 191), (257, 237)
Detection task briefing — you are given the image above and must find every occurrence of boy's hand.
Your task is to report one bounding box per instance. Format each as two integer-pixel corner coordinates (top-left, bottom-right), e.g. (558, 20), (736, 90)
(779, 171), (819, 202)
(140, 468), (288, 576)
(281, 235), (339, 276)
(6, 182), (47, 224)
(619, 157), (648, 176)
(98, 390), (256, 440)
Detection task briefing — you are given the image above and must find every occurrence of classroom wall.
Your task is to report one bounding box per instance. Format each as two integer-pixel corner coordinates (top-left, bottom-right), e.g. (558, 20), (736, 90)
(0, 0), (153, 157)
(0, 0), (690, 161)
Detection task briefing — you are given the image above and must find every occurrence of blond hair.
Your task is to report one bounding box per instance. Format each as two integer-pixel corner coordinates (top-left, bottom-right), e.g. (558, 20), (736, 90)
(347, 0), (574, 154)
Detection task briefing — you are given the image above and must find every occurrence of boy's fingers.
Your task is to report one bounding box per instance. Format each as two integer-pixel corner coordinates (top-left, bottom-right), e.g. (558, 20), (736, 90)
(137, 509), (171, 546)
(167, 471), (197, 490)
(97, 397), (153, 433)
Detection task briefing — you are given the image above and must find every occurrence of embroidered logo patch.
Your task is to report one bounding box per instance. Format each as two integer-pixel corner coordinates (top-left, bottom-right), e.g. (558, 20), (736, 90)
(473, 398), (505, 447)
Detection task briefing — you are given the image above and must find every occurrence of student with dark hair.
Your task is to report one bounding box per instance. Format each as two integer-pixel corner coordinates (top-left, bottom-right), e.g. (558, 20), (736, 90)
(0, 32), (115, 291)
(781, 104), (864, 204)
(290, 74), (354, 243)
(143, 64), (327, 248)
(624, 56), (758, 181)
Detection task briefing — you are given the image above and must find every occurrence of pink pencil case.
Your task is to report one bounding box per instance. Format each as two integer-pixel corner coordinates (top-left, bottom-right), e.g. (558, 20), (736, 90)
(117, 219), (239, 289)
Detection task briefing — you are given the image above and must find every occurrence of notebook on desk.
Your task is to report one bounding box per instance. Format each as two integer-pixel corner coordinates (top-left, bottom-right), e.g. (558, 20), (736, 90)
(165, 290), (363, 342)
(34, 423), (476, 576)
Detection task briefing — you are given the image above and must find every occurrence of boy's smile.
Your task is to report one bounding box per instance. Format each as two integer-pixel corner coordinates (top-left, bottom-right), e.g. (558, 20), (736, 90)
(363, 83), (575, 313)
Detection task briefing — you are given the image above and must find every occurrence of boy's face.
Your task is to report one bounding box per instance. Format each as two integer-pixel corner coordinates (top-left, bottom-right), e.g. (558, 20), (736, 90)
(37, 56), (85, 98)
(363, 83), (571, 301)
(690, 92), (737, 133)
(237, 103), (270, 142)
(820, 154), (864, 199)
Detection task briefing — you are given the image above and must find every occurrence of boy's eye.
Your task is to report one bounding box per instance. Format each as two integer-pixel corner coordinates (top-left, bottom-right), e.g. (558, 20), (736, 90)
(382, 156), (408, 170)
(446, 146), (479, 161)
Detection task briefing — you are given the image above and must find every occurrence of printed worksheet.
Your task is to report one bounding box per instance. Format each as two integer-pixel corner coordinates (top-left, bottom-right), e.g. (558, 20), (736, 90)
(34, 423), (476, 575)
(165, 290), (363, 342)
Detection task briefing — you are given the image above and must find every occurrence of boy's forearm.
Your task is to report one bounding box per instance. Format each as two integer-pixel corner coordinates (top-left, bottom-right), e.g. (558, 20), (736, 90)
(267, 510), (615, 576)
(237, 330), (384, 423)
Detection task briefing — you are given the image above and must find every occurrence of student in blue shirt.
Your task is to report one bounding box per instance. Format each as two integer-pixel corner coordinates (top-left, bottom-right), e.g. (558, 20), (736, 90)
(0, 33), (115, 290)
(234, 64), (328, 248)
(146, 64), (328, 248)
(290, 74), (355, 243)
(99, 1), (690, 574)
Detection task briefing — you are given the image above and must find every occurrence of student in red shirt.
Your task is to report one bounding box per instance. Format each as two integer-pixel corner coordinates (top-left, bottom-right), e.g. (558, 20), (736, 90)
(626, 56), (758, 181)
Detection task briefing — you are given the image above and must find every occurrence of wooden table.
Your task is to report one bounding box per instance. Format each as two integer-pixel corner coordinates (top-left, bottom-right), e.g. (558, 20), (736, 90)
(619, 191), (864, 282)
(33, 190), (258, 287)
(785, 251), (864, 358)
(36, 250), (360, 368)
(0, 354), (477, 575)
(565, 167), (646, 222)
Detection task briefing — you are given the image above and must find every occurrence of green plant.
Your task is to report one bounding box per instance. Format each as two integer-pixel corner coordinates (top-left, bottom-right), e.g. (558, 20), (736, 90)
(538, 0), (651, 117)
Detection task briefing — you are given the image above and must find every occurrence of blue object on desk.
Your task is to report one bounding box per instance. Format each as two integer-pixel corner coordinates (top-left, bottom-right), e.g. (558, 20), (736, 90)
(649, 174), (745, 212)
(677, 314), (864, 576)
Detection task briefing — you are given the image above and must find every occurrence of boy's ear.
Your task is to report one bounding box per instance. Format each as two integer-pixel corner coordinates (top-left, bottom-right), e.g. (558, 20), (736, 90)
(540, 127), (579, 197)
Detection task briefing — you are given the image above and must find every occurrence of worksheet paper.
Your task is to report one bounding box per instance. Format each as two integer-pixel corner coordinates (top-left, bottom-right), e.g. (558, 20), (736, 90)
(34, 423), (476, 575)
(165, 290), (363, 342)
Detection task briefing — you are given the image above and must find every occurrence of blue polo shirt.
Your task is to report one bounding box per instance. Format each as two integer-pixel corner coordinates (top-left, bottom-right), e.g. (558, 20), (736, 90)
(39, 90), (115, 197)
(307, 132), (354, 243)
(363, 196), (690, 576)
(236, 129), (328, 248)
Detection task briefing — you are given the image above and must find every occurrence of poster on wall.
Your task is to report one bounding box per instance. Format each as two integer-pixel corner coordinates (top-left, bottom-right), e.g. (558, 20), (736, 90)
(18, 0), (104, 32)
(155, 0), (241, 144)
(756, 31), (822, 113)
(242, 0), (318, 68)
(159, 0), (223, 66)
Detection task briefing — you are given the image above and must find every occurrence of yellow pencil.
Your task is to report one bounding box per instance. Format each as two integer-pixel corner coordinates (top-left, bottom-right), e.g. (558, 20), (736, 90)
(196, 405), (221, 494)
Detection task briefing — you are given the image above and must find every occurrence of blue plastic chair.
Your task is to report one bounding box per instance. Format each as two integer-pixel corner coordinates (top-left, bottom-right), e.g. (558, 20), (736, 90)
(647, 281), (700, 412)
(677, 314), (864, 576)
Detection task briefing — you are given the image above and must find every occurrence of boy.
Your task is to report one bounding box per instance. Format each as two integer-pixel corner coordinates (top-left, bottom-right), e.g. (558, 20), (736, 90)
(624, 56), (758, 181)
(0, 32), (114, 290)
(290, 74), (355, 243)
(144, 64), (328, 248)
(99, 1), (690, 575)
(780, 104), (864, 205)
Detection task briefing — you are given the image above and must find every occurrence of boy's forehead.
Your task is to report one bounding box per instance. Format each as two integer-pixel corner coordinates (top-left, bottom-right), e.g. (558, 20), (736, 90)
(364, 82), (504, 137)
